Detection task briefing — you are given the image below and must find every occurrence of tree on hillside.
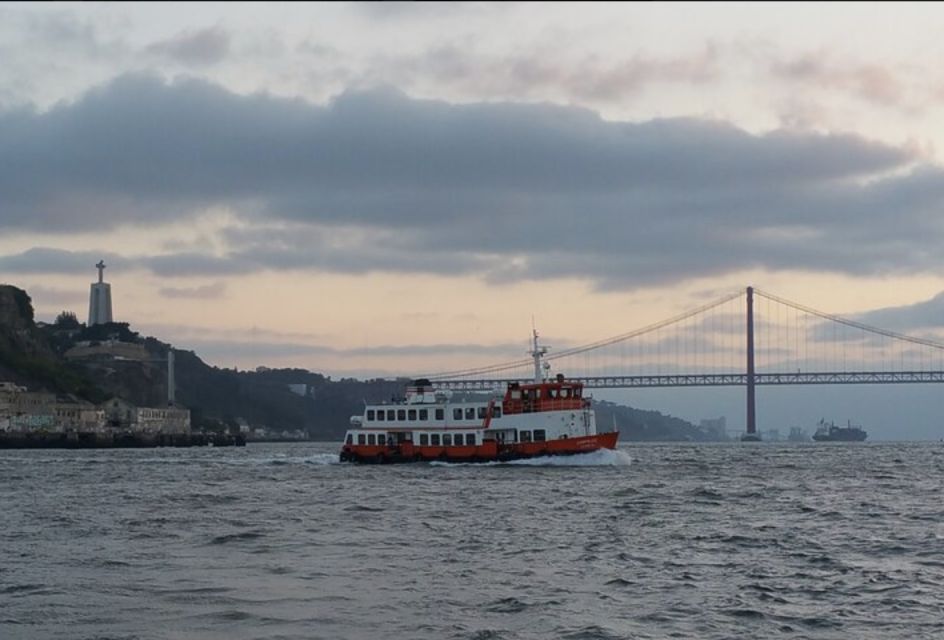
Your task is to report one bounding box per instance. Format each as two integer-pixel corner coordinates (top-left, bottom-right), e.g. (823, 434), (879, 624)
(54, 311), (81, 329)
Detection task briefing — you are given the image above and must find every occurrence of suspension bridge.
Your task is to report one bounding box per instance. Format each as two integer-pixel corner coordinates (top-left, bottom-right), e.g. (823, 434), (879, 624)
(423, 287), (944, 438)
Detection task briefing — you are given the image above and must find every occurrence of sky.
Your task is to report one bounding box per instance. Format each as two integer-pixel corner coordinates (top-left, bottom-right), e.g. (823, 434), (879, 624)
(3, 2), (944, 438)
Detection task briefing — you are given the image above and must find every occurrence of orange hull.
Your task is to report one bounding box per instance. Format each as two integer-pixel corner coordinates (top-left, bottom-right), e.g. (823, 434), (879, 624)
(340, 431), (619, 464)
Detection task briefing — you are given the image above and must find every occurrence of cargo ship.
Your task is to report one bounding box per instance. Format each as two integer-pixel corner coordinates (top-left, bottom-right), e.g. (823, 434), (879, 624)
(339, 332), (619, 463)
(811, 419), (867, 442)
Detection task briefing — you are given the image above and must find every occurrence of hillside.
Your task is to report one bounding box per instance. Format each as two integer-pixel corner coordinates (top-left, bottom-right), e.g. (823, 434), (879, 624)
(1, 283), (708, 440)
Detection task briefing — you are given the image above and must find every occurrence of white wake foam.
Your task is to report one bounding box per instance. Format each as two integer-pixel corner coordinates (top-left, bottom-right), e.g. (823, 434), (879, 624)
(431, 448), (632, 467)
(506, 448), (633, 467)
(304, 453), (343, 465)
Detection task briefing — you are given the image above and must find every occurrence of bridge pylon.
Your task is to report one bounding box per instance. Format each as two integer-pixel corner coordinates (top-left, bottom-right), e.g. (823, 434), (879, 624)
(742, 286), (761, 441)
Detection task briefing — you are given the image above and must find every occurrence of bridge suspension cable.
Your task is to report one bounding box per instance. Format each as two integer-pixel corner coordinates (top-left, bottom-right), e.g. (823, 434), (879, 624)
(753, 288), (944, 351)
(420, 286), (944, 387)
(422, 288), (744, 380)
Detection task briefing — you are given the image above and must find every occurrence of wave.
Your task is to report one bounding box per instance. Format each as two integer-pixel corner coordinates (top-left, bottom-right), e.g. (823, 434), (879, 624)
(222, 453), (341, 466)
(209, 531), (266, 545)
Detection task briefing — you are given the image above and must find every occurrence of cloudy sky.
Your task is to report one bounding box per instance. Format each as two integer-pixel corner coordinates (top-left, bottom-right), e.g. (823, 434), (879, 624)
(3, 2), (944, 434)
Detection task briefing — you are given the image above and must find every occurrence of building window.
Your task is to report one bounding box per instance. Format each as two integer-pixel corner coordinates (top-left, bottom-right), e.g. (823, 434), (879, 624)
(431, 434), (441, 446)
(387, 410), (395, 421)
(367, 433), (376, 445)
(466, 433), (476, 446)
(408, 409), (417, 420)
(453, 408), (462, 420)
(358, 434), (366, 445)
(534, 429), (546, 442)
(420, 433), (429, 446)
(397, 409), (406, 421)
(520, 431), (531, 442)
(377, 411), (385, 422)
(367, 410), (375, 421)
(435, 409), (444, 420)
(465, 407), (475, 420)
(443, 434), (452, 446)
(419, 409), (428, 420)
(477, 407), (487, 419)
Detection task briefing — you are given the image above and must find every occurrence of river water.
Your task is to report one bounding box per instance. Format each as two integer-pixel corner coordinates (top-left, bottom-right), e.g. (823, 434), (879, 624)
(1, 442), (942, 639)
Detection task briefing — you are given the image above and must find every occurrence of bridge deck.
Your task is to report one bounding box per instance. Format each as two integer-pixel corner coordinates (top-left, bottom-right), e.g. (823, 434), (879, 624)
(432, 371), (944, 390)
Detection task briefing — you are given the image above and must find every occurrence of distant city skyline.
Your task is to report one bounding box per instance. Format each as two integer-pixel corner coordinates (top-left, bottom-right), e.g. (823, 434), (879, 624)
(2, 2), (944, 438)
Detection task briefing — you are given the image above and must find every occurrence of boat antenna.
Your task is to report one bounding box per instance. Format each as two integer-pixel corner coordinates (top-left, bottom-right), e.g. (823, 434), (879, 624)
(529, 325), (550, 383)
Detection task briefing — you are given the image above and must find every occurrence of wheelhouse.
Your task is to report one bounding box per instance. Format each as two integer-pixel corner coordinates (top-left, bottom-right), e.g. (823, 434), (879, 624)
(501, 374), (588, 415)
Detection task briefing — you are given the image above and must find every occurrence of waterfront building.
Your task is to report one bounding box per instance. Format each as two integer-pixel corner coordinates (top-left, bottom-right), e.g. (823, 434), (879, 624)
(135, 406), (191, 435)
(105, 397), (136, 429)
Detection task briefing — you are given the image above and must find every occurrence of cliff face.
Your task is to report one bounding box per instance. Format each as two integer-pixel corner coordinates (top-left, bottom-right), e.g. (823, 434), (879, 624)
(0, 285), (61, 386)
(0, 285), (47, 356)
(0, 285), (110, 401)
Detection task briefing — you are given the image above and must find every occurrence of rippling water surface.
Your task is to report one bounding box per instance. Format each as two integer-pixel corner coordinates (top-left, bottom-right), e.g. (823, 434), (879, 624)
(2, 442), (943, 639)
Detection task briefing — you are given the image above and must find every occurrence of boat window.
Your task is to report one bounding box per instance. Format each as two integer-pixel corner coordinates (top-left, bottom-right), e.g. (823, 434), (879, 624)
(574, 388), (581, 398)
(376, 411), (385, 422)
(549, 388), (558, 398)
(561, 388), (571, 398)
(520, 430), (532, 442)
(345, 434), (353, 444)
(397, 409), (406, 421)
(431, 433), (441, 446)
(534, 389), (542, 399)
(493, 406), (502, 418)
(419, 409), (428, 420)
(453, 408), (462, 420)
(466, 433), (476, 446)
(510, 390), (521, 400)
(408, 409), (417, 420)
(367, 410), (375, 421)
(435, 409), (444, 420)
(477, 407), (487, 419)
(443, 433), (452, 446)
(387, 410), (395, 421)
(358, 433), (366, 445)
(465, 407), (475, 420)
(420, 433), (429, 445)
(534, 429), (546, 442)
(367, 433), (376, 445)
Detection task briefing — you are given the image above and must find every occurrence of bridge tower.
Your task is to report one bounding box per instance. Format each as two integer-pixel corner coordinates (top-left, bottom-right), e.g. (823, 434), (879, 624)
(743, 285), (759, 440)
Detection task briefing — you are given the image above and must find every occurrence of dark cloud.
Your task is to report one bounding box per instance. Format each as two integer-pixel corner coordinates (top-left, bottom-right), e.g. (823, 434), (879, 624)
(1, 73), (939, 288)
(159, 337), (526, 372)
(146, 26), (230, 65)
(854, 291), (944, 332)
(158, 282), (227, 299)
(0, 247), (128, 275)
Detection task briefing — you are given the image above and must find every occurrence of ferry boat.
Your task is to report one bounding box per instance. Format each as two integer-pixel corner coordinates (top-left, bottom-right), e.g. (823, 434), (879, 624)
(339, 333), (619, 464)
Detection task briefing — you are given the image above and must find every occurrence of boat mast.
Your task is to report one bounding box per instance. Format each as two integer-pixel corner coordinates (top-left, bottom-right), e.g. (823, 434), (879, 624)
(530, 329), (549, 383)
